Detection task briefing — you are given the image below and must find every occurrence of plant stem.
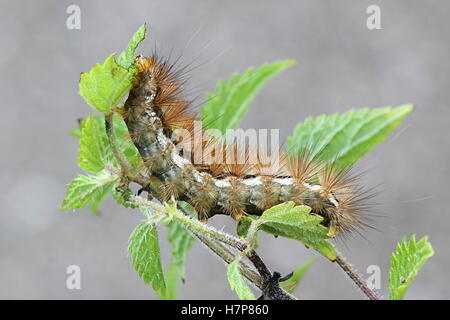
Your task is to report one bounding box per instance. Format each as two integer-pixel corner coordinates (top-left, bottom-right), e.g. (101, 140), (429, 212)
(334, 251), (383, 300)
(105, 114), (133, 174)
(246, 250), (272, 283)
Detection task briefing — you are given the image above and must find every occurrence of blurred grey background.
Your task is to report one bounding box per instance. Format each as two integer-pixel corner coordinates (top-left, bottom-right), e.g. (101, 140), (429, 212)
(0, 0), (449, 299)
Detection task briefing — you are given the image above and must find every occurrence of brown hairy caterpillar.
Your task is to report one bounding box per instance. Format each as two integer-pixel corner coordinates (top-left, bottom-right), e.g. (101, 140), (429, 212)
(118, 54), (372, 237)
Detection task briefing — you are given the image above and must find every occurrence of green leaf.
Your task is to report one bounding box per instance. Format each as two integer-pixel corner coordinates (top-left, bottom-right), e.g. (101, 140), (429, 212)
(280, 259), (313, 294)
(167, 206), (196, 278)
(112, 185), (137, 208)
(138, 205), (154, 219)
(257, 202), (336, 260)
(128, 221), (166, 292)
(79, 53), (134, 113)
(236, 215), (260, 248)
(71, 118), (86, 139)
(388, 235), (434, 300)
(166, 220), (195, 278)
(158, 201), (197, 300)
(60, 170), (119, 211)
(201, 60), (296, 133)
(236, 216), (253, 238)
(70, 128), (81, 138)
(117, 24), (147, 69)
(78, 115), (114, 173)
(65, 114), (121, 213)
(70, 118), (86, 139)
(287, 105), (414, 168)
(74, 114), (140, 168)
(159, 263), (181, 300)
(227, 259), (256, 300)
(111, 113), (141, 166)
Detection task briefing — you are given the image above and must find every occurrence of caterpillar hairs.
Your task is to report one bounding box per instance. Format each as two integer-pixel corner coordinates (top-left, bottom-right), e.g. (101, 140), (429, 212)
(117, 53), (373, 238)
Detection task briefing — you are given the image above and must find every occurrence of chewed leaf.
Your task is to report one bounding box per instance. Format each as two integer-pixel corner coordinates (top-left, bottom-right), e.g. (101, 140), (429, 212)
(79, 54), (134, 113)
(388, 235), (434, 300)
(227, 260), (256, 300)
(117, 24), (147, 69)
(287, 105), (414, 168)
(128, 221), (166, 292)
(258, 202), (336, 260)
(201, 60), (296, 133)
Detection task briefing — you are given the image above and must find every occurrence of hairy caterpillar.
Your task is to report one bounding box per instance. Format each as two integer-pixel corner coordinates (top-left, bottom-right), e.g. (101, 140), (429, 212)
(118, 54), (372, 237)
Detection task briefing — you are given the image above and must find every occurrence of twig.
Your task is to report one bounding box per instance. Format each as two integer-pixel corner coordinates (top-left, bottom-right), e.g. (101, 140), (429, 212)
(246, 250), (272, 283)
(190, 228), (263, 289)
(334, 251), (383, 300)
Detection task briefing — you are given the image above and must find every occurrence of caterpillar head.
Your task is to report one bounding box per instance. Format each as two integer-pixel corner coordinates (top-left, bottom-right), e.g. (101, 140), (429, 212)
(135, 55), (158, 103)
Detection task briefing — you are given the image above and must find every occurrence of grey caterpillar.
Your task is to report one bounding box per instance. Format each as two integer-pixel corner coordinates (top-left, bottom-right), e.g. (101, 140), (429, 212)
(118, 54), (372, 238)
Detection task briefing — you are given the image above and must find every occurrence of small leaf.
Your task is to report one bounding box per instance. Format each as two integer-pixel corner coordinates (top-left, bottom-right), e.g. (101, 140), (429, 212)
(227, 259), (256, 300)
(70, 119), (86, 139)
(128, 221), (166, 292)
(280, 259), (314, 294)
(111, 113), (141, 166)
(258, 202), (336, 260)
(112, 185), (137, 208)
(236, 215), (260, 248)
(201, 60), (296, 133)
(79, 53), (134, 113)
(287, 105), (414, 168)
(236, 216), (253, 238)
(388, 235), (434, 300)
(70, 128), (82, 138)
(117, 24), (147, 69)
(78, 115), (114, 173)
(70, 119), (85, 139)
(60, 170), (119, 211)
(138, 205), (154, 219)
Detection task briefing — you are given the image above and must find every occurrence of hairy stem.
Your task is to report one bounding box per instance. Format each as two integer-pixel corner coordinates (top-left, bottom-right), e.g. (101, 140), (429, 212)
(190, 229), (263, 288)
(334, 251), (383, 300)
